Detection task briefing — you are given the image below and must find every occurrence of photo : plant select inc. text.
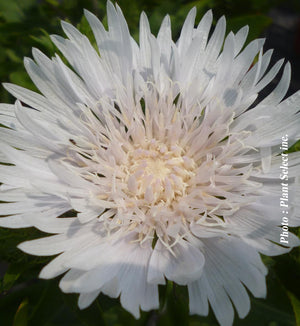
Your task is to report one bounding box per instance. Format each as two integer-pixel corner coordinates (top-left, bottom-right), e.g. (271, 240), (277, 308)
(280, 134), (289, 245)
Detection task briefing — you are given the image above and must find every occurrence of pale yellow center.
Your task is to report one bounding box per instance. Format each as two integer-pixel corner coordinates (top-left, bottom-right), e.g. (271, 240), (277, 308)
(125, 139), (196, 205)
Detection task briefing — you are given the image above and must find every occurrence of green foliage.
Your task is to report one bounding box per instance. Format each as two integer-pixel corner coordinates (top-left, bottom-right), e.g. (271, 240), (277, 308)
(2, 263), (23, 291)
(13, 298), (29, 326)
(1, 270), (298, 325)
(0, 0), (299, 325)
(0, 0), (290, 103)
(288, 140), (300, 153)
(227, 14), (272, 41)
(288, 292), (300, 326)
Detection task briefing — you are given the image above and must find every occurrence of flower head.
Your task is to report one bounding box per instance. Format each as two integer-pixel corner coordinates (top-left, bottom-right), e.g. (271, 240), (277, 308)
(0, 2), (300, 325)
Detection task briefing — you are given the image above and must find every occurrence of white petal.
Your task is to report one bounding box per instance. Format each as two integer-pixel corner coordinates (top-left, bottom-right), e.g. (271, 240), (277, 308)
(233, 25), (249, 56)
(253, 58), (284, 93)
(148, 239), (204, 285)
(139, 12), (152, 70)
(59, 269), (85, 292)
(157, 15), (172, 67)
(232, 39), (264, 86)
(0, 215), (31, 228)
(22, 214), (76, 234)
(39, 252), (71, 279)
(189, 237), (267, 325)
(78, 290), (101, 309)
(188, 280), (209, 316)
(118, 242), (159, 318)
(18, 224), (98, 256)
(260, 146), (272, 173)
(203, 16), (226, 70)
(0, 165), (31, 188)
(259, 62), (291, 106)
(0, 143), (55, 180)
(18, 235), (73, 256)
(177, 7), (196, 56)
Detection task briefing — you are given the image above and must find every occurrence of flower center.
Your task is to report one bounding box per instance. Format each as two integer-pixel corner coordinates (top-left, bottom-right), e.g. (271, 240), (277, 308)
(125, 139), (196, 205)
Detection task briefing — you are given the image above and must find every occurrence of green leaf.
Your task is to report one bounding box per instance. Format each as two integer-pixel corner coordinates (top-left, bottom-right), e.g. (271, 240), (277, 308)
(30, 29), (55, 56)
(272, 246), (300, 300)
(227, 14), (272, 43)
(9, 71), (35, 91)
(0, 0), (37, 23)
(2, 263), (22, 291)
(76, 15), (98, 52)
(13, 298), (29, 326)
(288, 140), (300, 153)
(288, 292), (300, 326)
(235, 267), (296, 326)
(5, 49), (23, 63)
(45, 0), (60, 6)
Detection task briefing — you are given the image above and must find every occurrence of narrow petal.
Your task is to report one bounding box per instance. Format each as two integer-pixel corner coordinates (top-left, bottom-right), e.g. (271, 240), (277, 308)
(148, 239), (205, 285)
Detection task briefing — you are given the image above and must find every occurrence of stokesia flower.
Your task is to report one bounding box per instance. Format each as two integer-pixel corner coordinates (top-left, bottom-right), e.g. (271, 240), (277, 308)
(0, 2), (300, 325)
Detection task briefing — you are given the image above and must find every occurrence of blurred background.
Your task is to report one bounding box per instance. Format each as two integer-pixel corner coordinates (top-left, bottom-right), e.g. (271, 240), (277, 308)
(0, 0), (299, 325)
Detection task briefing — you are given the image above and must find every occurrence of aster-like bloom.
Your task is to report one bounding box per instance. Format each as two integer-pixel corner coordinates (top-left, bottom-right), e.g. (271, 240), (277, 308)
(0, 2), (300, 325)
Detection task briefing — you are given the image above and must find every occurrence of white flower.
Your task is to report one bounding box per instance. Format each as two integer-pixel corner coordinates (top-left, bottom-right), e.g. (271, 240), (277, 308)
(0, 2), (299, 325)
